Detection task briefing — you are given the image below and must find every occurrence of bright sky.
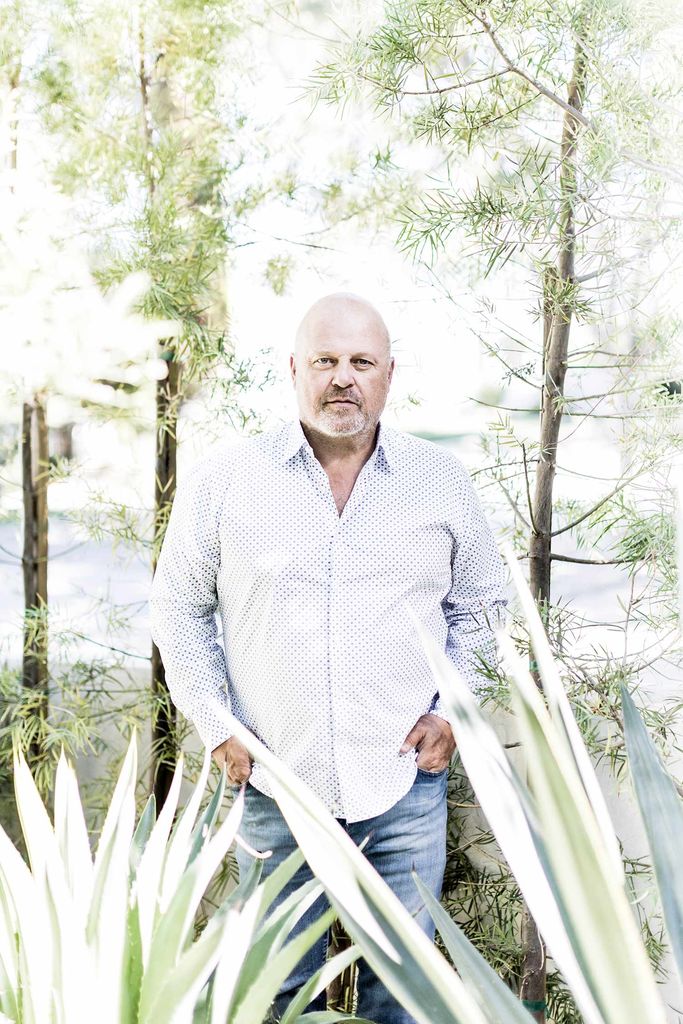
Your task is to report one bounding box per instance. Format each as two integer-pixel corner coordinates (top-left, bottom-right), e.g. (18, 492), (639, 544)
(210, 0), (507, 440)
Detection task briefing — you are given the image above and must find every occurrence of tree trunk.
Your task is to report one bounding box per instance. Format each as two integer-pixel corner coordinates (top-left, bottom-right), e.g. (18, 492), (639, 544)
(21, 395), (49, 766)
(152, 356), (182, 809)
(522, 33), (588, 1023)
(326, 918), (356, 1011)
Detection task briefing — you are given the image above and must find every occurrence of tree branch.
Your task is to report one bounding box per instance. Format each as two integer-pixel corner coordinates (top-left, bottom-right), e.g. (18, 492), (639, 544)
(471, 6), (592, 128)
(549, 553), (632, 565)
(551, 469), (641, 537)
(462, 5), (683, 186)
(498, 480), (531, 530)
(390, 68), (508, 97)
(470, 397), (541, 413)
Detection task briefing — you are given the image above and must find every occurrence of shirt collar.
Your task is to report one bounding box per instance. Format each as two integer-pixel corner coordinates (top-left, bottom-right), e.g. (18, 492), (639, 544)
(280, 418), (393, 470)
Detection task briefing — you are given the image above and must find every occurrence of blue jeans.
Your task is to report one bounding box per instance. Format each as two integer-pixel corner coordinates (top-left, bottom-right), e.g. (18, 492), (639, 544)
(232, 766), (448, 1024)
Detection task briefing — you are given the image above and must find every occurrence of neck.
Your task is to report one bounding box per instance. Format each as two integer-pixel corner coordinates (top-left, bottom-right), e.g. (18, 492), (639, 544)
(300, 420), (380, 469)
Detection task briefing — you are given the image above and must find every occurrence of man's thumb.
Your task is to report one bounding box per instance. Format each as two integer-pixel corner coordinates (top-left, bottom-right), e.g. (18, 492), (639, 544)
(400, 725), (423, 754)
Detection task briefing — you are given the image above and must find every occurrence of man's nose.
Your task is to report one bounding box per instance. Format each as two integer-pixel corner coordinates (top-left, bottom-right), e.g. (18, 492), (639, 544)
(331, 361), (355, 387)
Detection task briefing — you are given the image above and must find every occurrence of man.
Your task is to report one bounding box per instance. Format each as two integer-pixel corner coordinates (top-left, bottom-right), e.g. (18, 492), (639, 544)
(150, 291), (507, 1023)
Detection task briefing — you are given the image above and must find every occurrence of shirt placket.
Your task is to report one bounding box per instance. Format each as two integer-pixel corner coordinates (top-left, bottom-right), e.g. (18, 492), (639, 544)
(303, 449), (376, 817)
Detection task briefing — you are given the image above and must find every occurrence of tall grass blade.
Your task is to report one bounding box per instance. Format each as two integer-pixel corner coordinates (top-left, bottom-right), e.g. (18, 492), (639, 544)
(622, 683), (683, 984)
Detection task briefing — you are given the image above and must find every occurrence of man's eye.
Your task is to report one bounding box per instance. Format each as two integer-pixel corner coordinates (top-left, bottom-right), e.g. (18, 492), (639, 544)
(356, 359), (371, 366)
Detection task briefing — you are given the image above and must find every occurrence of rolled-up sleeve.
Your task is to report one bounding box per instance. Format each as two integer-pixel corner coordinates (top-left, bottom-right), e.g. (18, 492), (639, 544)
(430, 459), (508, 717)
(149, 458), (232, 752)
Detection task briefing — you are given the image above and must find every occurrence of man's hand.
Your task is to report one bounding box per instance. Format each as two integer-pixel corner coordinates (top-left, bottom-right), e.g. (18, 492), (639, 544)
(400, 714), (456, 772)
(211, 736), (253, 785)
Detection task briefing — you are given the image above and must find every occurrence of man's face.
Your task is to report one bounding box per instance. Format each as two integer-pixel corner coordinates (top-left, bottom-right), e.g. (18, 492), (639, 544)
(290, 304), (394, 439)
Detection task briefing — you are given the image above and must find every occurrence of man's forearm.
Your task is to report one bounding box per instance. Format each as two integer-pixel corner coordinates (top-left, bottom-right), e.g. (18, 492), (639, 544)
(439, 600), (507, 704)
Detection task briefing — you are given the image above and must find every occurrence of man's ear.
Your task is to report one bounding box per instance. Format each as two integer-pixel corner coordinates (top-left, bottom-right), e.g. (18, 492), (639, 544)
(289, 353), (296, 385)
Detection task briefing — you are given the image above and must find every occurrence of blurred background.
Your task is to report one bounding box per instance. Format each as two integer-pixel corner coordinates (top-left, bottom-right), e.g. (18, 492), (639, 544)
(1, 1), (682, 1018)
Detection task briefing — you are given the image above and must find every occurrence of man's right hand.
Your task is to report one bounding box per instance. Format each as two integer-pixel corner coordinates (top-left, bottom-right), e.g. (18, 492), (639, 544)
(211, 736), (253, 786)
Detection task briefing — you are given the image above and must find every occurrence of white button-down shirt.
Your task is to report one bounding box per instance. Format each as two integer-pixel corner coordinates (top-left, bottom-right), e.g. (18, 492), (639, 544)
(149, 418), (507, 822)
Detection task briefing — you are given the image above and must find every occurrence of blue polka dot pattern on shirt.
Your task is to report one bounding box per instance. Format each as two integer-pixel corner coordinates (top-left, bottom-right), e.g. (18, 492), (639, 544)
(149, 418), (507, 822)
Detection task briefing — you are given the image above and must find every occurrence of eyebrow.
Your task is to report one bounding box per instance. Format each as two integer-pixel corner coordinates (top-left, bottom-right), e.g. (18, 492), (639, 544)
(310, 351), (376, 359)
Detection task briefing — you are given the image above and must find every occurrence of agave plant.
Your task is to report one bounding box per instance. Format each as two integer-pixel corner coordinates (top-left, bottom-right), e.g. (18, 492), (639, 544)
(3, 565), (679, 1024)
(0, 739), (370, 1024)
(205, 544), (681, 1024)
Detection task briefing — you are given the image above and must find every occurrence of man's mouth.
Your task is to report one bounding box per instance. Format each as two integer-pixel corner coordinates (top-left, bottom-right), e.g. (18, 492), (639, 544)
(327, 399), (356, 405)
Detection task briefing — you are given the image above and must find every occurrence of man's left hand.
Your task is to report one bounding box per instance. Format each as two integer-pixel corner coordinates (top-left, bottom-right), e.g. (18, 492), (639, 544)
(399, 714), (456, 772)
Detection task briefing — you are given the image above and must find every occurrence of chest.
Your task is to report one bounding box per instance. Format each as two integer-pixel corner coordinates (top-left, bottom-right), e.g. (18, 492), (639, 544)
(326, 470), (360, 516)
(218, 463), (455, 599)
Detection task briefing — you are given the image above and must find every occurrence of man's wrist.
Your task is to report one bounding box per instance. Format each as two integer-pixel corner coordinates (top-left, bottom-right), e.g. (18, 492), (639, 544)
(211, 735), (232, 755)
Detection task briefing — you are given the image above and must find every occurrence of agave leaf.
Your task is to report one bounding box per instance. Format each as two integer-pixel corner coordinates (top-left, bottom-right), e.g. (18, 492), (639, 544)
(0, 823), (52, 1023)
(407, 612), (598, 1015)
(253, 876), (325, 947)
(0, 943), (18, 1021)
(622, 683), (683, 985)
(93, 734), (138, 873)
(209, 891), (265, 1024)
(134, 751), (184, 966)
(89, 768), (135, 1024)
(412, 873), (532, 1024)
(13, 748), (97, 1023)
(409, 606), (667, 1024)
(161, 748), (212, 907)
(229, 877), (326, 1014)
(500, 629), (665, 1024)
(289, 1014), (374, 1022)
(187, 767), (227, 867)
(87, 736), (137, 946)
(211, 854), (263, 916)
(208, 840), (306, 1023)
(503, 546), (623, 876)
(12, 747), (59, 884)
(231, 906), (337, 1024)
(0, 861), (19, 1007)
(130, 794), (156, 876)
(138, 785), (246, 1020)
(210, 703), (491, 1024)
(278, 945), (362, 1024)
(121, 899), (144, 1024)
(255, 846), (306, 922)
(53, 749), (93, 913)
(138, 897), (234, 1024)
(322, 870), (486, 1024)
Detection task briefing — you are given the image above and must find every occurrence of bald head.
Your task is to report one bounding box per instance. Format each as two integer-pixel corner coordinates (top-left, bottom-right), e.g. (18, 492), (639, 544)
(294, 292), (391, 362)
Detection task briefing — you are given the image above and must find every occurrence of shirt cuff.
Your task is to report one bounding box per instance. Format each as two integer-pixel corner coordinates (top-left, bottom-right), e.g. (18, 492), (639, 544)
(193, 694), (233, 754)
(427, 703), (451, 723)
(423, 692), (450, 724)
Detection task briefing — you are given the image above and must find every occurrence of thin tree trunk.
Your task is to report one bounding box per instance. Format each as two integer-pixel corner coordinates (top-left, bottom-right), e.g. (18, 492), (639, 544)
(139, 20), (174, 807)
(326, 918), (356, 1010)
(152, 356), (181, 809)
(522, 31), (588, 1023)
(7, 63), (19, 186)
(21, 395), (49, 765)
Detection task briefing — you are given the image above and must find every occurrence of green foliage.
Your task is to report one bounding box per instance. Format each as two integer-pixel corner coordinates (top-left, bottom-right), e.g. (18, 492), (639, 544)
(0, 739), (363, 1024)
(264, 254), (295, 296)
(206, 553), (683, 1023)
(0, 0), (286, 835)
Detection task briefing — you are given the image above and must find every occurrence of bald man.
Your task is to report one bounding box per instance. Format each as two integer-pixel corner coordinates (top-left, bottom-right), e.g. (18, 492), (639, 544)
(150, 292), (507, 1023)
